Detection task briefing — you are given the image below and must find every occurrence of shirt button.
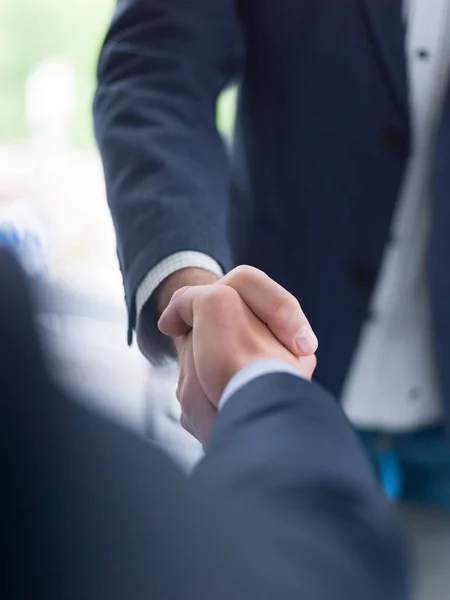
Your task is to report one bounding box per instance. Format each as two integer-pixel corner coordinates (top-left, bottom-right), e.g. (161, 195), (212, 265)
(416, 48), (430, 60)
(381, 129), (408, 155)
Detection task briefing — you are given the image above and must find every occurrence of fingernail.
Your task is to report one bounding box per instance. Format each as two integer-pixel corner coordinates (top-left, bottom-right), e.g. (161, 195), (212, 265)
(295, 324), (318, 354)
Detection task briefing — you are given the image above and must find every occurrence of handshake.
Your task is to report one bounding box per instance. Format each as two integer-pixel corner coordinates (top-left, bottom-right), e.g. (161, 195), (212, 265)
(158, 266), (318, 443)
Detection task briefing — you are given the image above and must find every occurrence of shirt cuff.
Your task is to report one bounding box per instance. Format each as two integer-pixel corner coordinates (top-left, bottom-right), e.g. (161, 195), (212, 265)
(135, 251), (224, 318)
(219, 360), (305, 410)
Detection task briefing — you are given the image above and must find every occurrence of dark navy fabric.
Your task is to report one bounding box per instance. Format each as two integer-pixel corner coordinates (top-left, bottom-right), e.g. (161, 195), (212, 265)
(93, 0), (450, 424)
(1, 249), (409, 600)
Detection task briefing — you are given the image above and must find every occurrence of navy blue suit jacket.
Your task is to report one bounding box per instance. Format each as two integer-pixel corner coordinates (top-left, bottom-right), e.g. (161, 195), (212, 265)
(94, 0), (450, 425)
(1, 249), (408, 599)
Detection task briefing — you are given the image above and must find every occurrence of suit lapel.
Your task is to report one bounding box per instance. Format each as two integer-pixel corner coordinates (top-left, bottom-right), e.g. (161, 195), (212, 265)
(359, 0), (409, 116)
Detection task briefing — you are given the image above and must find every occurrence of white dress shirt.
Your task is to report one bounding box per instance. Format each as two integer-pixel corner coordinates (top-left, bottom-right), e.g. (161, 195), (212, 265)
(137, 0), (450, 430)
(219, 360), (304, 409)
(342, 0), (450, 430)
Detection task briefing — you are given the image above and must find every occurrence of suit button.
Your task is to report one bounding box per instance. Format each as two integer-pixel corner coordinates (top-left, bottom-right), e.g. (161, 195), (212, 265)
(348, 263), (376, 287)
(381, 128), (408, 155)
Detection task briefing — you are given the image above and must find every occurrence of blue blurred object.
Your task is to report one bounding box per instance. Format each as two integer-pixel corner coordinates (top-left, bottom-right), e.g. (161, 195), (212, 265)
(0, 228), (20, 251)
(0, 202), (50, 279)
(378, 451), (403, 502)
(359, 427), (450, 510)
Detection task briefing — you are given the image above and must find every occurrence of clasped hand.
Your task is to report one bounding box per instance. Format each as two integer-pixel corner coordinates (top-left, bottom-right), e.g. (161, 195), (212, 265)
(158, 266), (318, 443)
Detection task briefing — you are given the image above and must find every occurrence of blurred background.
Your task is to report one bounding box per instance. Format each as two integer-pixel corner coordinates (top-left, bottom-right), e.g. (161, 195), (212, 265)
(0, 0), (236, 302)
(0, 0), (237, 463)
(3, 4), (450, 598)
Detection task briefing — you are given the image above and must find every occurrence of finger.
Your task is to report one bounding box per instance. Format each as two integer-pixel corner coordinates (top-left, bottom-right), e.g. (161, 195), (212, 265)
(180, 412), (205, 441)
(180, 413), (194, 436)
(176, 332), (218, 443)
(220, 266), (318, 356)
(179, 383), (217, 444)
(293, 353), (317, 381)
(158, 285), (208, 337)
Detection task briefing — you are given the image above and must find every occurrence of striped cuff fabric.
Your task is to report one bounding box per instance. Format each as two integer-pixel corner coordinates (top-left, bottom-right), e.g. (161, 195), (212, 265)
(135, 251), (225, 319)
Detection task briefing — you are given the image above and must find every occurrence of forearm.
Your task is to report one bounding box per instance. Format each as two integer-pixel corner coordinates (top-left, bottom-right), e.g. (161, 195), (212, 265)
(194, 374), (408, 599)
(197, 374), (380, 494)
(93, 0), (238, 336)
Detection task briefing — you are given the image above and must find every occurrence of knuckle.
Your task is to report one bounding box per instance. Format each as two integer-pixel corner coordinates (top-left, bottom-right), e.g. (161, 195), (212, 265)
(270, 295), (302, 329)
(201, 283), (239, 310)
(171, 285), (189, 304)
(226, 264), (256, 285)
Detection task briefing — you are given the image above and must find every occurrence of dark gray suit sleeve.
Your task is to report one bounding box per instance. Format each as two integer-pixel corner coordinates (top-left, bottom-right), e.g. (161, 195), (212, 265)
(194, 373), (410, 600)
(93, 0), (240, 341)
(1, 250), (408, 600)
(0, 248), (247, 600)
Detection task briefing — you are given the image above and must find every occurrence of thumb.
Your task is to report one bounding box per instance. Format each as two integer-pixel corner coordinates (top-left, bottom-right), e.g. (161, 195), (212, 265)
(158, 285), (208, 337)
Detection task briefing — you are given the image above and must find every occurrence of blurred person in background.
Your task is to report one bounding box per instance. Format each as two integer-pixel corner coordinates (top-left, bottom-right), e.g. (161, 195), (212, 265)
(94, 0), (450, 515)
(1, 250), (408, 600)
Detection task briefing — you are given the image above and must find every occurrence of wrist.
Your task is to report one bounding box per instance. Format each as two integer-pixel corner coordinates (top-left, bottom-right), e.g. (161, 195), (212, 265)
(155, 267), (220, 317)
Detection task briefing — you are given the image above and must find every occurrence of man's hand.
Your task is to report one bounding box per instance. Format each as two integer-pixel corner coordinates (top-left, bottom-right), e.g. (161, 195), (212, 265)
(157, 266), (318, 356)
(159, 267), (317, 443)
(155, 267), (219, 317)
(155, 268), (220, 360)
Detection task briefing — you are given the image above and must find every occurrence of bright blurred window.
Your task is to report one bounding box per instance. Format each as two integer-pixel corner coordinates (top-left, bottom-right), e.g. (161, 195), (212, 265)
(0, 0), (236, 303)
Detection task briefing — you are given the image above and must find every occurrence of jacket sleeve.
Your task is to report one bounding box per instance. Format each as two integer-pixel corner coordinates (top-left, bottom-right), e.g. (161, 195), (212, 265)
(0, 250), (407, 600)
(193, 373), (409, 600)
(93, 0), (240, 335)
